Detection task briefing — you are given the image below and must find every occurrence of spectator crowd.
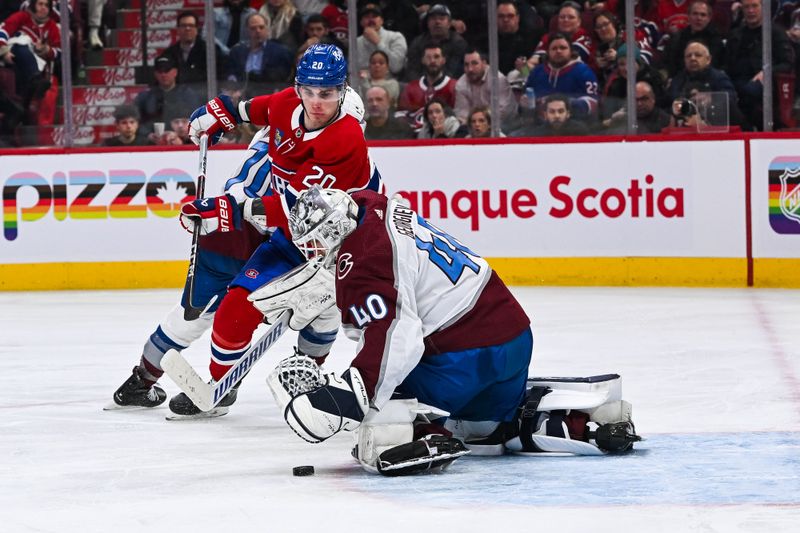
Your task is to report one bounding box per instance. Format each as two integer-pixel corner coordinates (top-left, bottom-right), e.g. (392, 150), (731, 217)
(1, 0), (799, 147)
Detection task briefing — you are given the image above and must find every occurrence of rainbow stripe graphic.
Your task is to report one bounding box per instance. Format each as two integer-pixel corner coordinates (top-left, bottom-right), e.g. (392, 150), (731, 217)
(3, 173), (52, 241)
(768, 156), (800, 234)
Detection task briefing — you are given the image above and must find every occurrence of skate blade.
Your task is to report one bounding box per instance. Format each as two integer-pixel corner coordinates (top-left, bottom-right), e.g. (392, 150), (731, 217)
(103, 401), (164, 411)
(165, 406), (229, 421)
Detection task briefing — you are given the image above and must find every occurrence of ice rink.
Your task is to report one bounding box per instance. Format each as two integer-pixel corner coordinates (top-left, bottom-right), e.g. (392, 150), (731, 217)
(1, 286), (799, 532)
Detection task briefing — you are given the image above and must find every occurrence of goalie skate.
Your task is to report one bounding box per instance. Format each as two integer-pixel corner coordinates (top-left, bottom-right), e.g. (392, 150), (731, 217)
(104, 366), (167, 411)
(376, 435), (471, 476)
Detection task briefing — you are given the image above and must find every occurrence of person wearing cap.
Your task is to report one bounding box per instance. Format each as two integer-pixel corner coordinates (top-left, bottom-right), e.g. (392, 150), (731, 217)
(405, 3), (468, 82)
(133, 55), (204, 135)
(355, 3), (407, 76)
(102, 105), (154, 147)
(159, 11), (225, 87)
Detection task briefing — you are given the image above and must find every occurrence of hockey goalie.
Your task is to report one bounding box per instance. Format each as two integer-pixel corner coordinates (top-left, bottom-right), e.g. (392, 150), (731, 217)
(250, 186), (641, 476)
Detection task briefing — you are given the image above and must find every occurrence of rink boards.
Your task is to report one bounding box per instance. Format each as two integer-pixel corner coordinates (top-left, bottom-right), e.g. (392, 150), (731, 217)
(0, 137), (798, 289)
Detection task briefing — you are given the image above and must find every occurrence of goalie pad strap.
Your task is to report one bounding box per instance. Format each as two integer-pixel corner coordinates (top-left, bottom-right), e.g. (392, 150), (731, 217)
(519, 386), (550, 452)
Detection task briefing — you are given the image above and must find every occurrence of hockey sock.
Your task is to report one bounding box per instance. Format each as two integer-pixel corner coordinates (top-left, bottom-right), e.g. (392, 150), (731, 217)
(139, 357), (163, 386)
(209, 286), (265, 382)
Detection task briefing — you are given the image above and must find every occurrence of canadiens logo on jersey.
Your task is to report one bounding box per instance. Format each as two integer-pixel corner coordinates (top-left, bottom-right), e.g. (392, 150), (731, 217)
(274, 129), (284, 146)
(246, 269), (259, 279)
(337, 253), (354, 280)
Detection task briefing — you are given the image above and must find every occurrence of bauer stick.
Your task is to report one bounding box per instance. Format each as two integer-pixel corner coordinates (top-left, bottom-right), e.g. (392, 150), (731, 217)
(161, 310), (290, 411)
(182, 133), (215, 320)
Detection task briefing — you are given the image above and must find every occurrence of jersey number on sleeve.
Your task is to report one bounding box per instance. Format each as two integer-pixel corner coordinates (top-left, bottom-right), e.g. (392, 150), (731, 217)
(415, 216), (480, 284)
(349, 294), (388, 327)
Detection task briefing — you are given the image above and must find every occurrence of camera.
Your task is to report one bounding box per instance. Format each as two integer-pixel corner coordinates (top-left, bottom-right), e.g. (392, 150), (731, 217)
(674, 98), (697, 118)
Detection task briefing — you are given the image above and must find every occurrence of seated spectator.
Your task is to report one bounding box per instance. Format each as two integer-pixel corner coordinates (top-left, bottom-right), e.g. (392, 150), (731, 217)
(357, 50), (400, 104)
(511, 93), (589, 136)
(533, 2), (594, 65)
(135, 55), (204, 135)
(657, 0), (691, 35)
(160, 11), (224, 87)
(669, 40), (746, 127)
(661, 0), (725, 78)
(364, 85), (414, 140)
(102, 105), (154, 147)
(601, 80), (671, 134)
(634, 81), (671, 134)
(497, 0), (542, 76)
(399, 43), (457, 130)
(601, 44), (666, 121)
(465, 106), (505, 138)
(454, 48), (518, 126)
(724, 0), (795, 129)
(321, 0), (348, 46)
(0, 0), (60, 107)
(211, 0), (256, 57)
(227, 12), (293, 94)
(355, 3), (407, 77)
(525, 32), (599, 120)
(297, 14), (345, 56)
(416, 97), (466, 139)
(406, 4), (468, 81)
(259, 0), (304, 56)
(591, 10), (655, 87)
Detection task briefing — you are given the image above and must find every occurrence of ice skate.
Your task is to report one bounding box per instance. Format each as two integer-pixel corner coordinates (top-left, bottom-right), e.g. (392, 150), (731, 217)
(165, 380), (241, 420)
(105, 366), (167, 410)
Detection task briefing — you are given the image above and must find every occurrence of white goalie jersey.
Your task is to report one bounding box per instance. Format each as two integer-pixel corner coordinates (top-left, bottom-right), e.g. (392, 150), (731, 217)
(335, 191), (531, 409)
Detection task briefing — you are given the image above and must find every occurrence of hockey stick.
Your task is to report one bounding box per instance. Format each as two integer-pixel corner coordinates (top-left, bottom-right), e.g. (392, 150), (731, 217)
(161, 310), (291, 411)
(182, 133), (210, 321)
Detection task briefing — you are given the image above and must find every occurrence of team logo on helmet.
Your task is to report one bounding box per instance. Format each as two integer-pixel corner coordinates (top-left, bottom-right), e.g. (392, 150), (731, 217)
(332, 47), (343, 61)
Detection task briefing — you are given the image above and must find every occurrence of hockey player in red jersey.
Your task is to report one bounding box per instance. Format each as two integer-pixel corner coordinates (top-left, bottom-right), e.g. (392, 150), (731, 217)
(108, 44), (383, 418)
(253, 187), (640, 475)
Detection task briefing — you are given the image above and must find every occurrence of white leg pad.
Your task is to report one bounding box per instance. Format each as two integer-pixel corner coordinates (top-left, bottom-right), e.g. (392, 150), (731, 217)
(354, 399), (417, 472)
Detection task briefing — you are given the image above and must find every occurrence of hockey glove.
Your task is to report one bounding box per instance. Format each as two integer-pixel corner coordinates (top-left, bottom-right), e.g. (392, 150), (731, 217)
(268, 360), (369, 443)
(188, 95), (240, 145)
(179, 194), (241, 235)
(248, 257), (336, 330)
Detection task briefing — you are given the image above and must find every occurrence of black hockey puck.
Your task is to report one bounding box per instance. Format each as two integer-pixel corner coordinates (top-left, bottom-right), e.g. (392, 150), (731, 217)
(293, 465), (315, 476)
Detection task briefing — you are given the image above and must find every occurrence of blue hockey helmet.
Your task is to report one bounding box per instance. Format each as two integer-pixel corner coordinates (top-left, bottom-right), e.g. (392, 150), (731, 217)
(295, 44), (348, 88)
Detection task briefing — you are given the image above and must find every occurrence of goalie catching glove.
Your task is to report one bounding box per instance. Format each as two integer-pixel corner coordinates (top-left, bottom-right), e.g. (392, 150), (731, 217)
(248, 257), (336, 330)
(267, 354), (369, 443)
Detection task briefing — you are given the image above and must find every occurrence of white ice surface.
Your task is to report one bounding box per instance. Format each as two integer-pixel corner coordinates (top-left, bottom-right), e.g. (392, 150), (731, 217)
(1, 287), (799, 532)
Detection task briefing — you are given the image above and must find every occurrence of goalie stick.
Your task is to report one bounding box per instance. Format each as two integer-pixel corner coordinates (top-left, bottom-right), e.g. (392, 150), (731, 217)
(182, 133), (212, 321)
(161, 311), (291, 411)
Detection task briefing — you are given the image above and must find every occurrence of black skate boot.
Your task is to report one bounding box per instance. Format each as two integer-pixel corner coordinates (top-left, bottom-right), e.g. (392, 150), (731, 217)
(106, 366), (167, 410)
(166, 380), (242, 420)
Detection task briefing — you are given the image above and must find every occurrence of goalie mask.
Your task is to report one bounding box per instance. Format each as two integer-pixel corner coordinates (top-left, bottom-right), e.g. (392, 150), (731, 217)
(290, 186), (358, 260)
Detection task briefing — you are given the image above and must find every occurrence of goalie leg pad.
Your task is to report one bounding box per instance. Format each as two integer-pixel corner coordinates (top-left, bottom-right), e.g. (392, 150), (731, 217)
(354, 399), (418, 472)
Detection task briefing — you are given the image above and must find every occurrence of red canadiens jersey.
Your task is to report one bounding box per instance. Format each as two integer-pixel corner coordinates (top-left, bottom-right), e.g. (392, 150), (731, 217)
(0, 11), (61, 61)
(335, 191), (531, 408)
(244, 88), (378, 233)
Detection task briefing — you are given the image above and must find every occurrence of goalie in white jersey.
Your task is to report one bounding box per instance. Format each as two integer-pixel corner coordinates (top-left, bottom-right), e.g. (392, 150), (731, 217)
(253, 187), (640, 475)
